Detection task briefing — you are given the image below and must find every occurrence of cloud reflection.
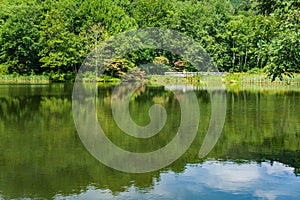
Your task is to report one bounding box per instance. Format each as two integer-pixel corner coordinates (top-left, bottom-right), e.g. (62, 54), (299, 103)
(53, 161), (300, 200)
(182, 161), (299, 200)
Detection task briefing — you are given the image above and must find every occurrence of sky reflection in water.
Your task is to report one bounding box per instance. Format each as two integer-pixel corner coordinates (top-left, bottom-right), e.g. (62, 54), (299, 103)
(55, 161), (300, 200)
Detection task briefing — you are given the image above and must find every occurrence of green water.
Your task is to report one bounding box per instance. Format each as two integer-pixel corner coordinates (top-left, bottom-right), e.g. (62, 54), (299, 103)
(0, 84), (300, 199)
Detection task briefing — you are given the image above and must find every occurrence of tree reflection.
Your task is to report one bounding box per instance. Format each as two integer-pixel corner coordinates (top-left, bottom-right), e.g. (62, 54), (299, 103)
(0, 84), (299, 199)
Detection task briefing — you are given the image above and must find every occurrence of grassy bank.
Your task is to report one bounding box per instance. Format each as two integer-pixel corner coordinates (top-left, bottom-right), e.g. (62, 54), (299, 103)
(223, 73), (300, 85)
(2, 73), (300, 86)
(225, 83), (300, 93)
(0, 75), (50, 84)
(147, 73), (300, 86)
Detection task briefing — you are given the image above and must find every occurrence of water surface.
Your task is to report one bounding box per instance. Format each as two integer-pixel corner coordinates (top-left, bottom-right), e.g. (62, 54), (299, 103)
(0, 84), (299, 199)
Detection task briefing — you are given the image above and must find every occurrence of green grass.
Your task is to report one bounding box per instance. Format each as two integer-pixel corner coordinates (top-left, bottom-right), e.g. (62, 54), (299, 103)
(81, 75), (120, 83)
(223, 73), (300, 86)
(0, 75), (50, 84)
(2, 73), (300, 86)
(144, 73), (300, 90)
(224, 81), (300, 93)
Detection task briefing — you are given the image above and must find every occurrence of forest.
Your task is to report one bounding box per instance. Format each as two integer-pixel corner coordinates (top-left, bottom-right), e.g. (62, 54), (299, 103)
(0, 0), (299, 81)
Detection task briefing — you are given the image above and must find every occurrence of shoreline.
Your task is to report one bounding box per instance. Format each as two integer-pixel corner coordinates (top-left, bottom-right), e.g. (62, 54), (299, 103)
(1, 73), (300, 86)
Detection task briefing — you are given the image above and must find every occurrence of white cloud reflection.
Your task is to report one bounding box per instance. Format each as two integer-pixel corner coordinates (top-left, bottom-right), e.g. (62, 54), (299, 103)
(181, 161), (299, 200)
(263, 162), (294, 175)
(54, 161), (300, 200)
(202, 162), (260, 186)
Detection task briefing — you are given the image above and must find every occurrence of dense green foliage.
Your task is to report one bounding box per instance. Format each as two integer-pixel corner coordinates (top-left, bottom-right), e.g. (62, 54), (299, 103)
(0, 0), (299, 81)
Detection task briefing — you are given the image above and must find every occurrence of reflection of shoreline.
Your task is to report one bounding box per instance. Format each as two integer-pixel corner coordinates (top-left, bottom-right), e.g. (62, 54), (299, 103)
(164, 84), (197, 92)
(164, 72), (227, 77)
(1, 85), (300, 199)
(164, 84), (225, 92)
(164, 83), (300, 94)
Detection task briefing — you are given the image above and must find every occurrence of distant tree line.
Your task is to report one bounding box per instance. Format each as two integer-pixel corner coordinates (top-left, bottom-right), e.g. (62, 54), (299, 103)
(0, 0), (299, 81)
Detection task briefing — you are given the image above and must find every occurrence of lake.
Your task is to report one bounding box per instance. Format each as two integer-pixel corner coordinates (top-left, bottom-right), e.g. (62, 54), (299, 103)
(0, 83), (300, 199)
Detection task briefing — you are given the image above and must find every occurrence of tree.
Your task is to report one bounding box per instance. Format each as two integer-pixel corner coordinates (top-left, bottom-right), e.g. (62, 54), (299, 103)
(38, 0), (85, 80)
(0, 0), (41, 75)
(219, 14), (276, 72)
(173, 0), (234, 72)
(252, 0), (281, 15)
(79, 0), (137, 35)
(251, 0), (300, 80)
(126, 0), (176, 28)
(265, 1), (300, 80)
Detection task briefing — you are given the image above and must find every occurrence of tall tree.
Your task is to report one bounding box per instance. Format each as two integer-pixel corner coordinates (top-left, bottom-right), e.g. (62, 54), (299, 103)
(265, 1), (300, 80)
(250, 0), (300, 80)
(38, 0), (85, 80)
(0, 0), (41, 75)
